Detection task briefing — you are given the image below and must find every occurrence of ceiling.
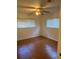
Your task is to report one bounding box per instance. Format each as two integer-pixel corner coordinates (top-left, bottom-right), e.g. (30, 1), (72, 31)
(17, 0), (61, 19)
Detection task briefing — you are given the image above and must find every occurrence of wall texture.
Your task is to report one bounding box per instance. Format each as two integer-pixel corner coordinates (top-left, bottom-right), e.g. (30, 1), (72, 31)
(40, 16), (59, 41)
(17, 11), (60, 41)
(17, 17), (41, 40)
(17, 28), (40, 40)
(17, 17), (60, 41)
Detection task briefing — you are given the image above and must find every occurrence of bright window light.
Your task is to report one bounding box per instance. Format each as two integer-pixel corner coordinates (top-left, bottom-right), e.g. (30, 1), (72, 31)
(46, 18), (59, 28)
(17, 20), (36, 28)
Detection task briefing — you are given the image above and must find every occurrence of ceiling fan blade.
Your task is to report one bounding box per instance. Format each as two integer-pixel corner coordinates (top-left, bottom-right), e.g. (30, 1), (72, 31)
(44, 6), (56, 9)
(27, 12), (35, 15)
(18, 10), (35, 15)
(43, 11), (50, 13)
(17, 6), (36, 9)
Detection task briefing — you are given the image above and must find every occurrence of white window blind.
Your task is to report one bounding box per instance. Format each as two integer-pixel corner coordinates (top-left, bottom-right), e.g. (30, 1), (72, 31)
(46, 18), (59, 28)
(17, 20), (36, 28)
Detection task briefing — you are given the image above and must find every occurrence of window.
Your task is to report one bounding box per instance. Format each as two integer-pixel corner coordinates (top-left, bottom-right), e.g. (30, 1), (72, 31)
(46, 18), (59, 28)
(17, 20), (36, 28)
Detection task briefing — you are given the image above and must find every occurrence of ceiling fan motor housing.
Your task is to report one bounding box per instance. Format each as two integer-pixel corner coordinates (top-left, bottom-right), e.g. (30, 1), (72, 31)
(47, 0), (52, 2)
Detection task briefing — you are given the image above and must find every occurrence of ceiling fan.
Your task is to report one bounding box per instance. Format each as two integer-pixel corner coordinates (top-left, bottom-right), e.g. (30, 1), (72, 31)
(17, 0), (58, 16)
(18, 5), (57, 16)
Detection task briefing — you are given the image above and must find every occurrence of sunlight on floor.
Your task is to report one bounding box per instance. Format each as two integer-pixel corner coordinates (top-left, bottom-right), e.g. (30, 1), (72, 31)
(45, 45), (57, 59)
(18, 44), (34, 58)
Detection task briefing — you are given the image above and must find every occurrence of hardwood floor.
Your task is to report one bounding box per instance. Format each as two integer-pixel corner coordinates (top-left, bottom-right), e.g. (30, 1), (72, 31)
(17, 36), (57, 59)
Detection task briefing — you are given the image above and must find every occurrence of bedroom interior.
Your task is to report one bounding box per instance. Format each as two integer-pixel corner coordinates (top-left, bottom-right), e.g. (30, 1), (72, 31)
(17, 0), (61, 59)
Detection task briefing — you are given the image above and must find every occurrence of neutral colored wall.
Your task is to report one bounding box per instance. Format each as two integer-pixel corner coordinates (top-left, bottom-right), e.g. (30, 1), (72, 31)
(17, 11), (60, 41)
(40, 16), (59, 41)
(40, 11), (60, 41)
(17, 17), (59, 41)
(17, 17), (41, 40)
(17, 28), (40, 40)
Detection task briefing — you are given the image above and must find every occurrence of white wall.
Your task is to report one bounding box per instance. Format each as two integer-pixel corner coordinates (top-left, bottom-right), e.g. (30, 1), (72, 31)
(17, 28), (40, 40)
(17, 11), (60, 41)
(40, 16), (59, 41)
(17, 17), (41, 40)
(40, 11), (60, 41)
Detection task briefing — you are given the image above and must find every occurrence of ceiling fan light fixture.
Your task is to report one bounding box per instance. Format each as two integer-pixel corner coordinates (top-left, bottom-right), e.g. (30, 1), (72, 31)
(35, 11), (41, 15)
(35, 8), (41, 15)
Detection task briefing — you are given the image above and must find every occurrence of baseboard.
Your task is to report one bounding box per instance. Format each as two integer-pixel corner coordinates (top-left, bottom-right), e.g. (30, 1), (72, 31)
(17, 35), (57, 42)
(39, 36), (58, 42)
(17, 35), (40, 41)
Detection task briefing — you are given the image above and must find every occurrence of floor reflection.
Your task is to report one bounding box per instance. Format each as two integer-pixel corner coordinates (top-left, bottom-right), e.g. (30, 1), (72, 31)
(18, 44), (34, 59)
(45, 45), (57, 59)
(17, 37), (57, 59)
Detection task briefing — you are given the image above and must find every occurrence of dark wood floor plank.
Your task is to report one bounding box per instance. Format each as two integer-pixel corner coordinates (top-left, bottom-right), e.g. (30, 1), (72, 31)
(17, 36), (57, 59)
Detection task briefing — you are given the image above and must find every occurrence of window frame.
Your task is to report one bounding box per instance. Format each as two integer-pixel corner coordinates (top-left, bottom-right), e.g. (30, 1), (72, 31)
(17, 20), (37, 29)
(46, 18), (59, 29)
